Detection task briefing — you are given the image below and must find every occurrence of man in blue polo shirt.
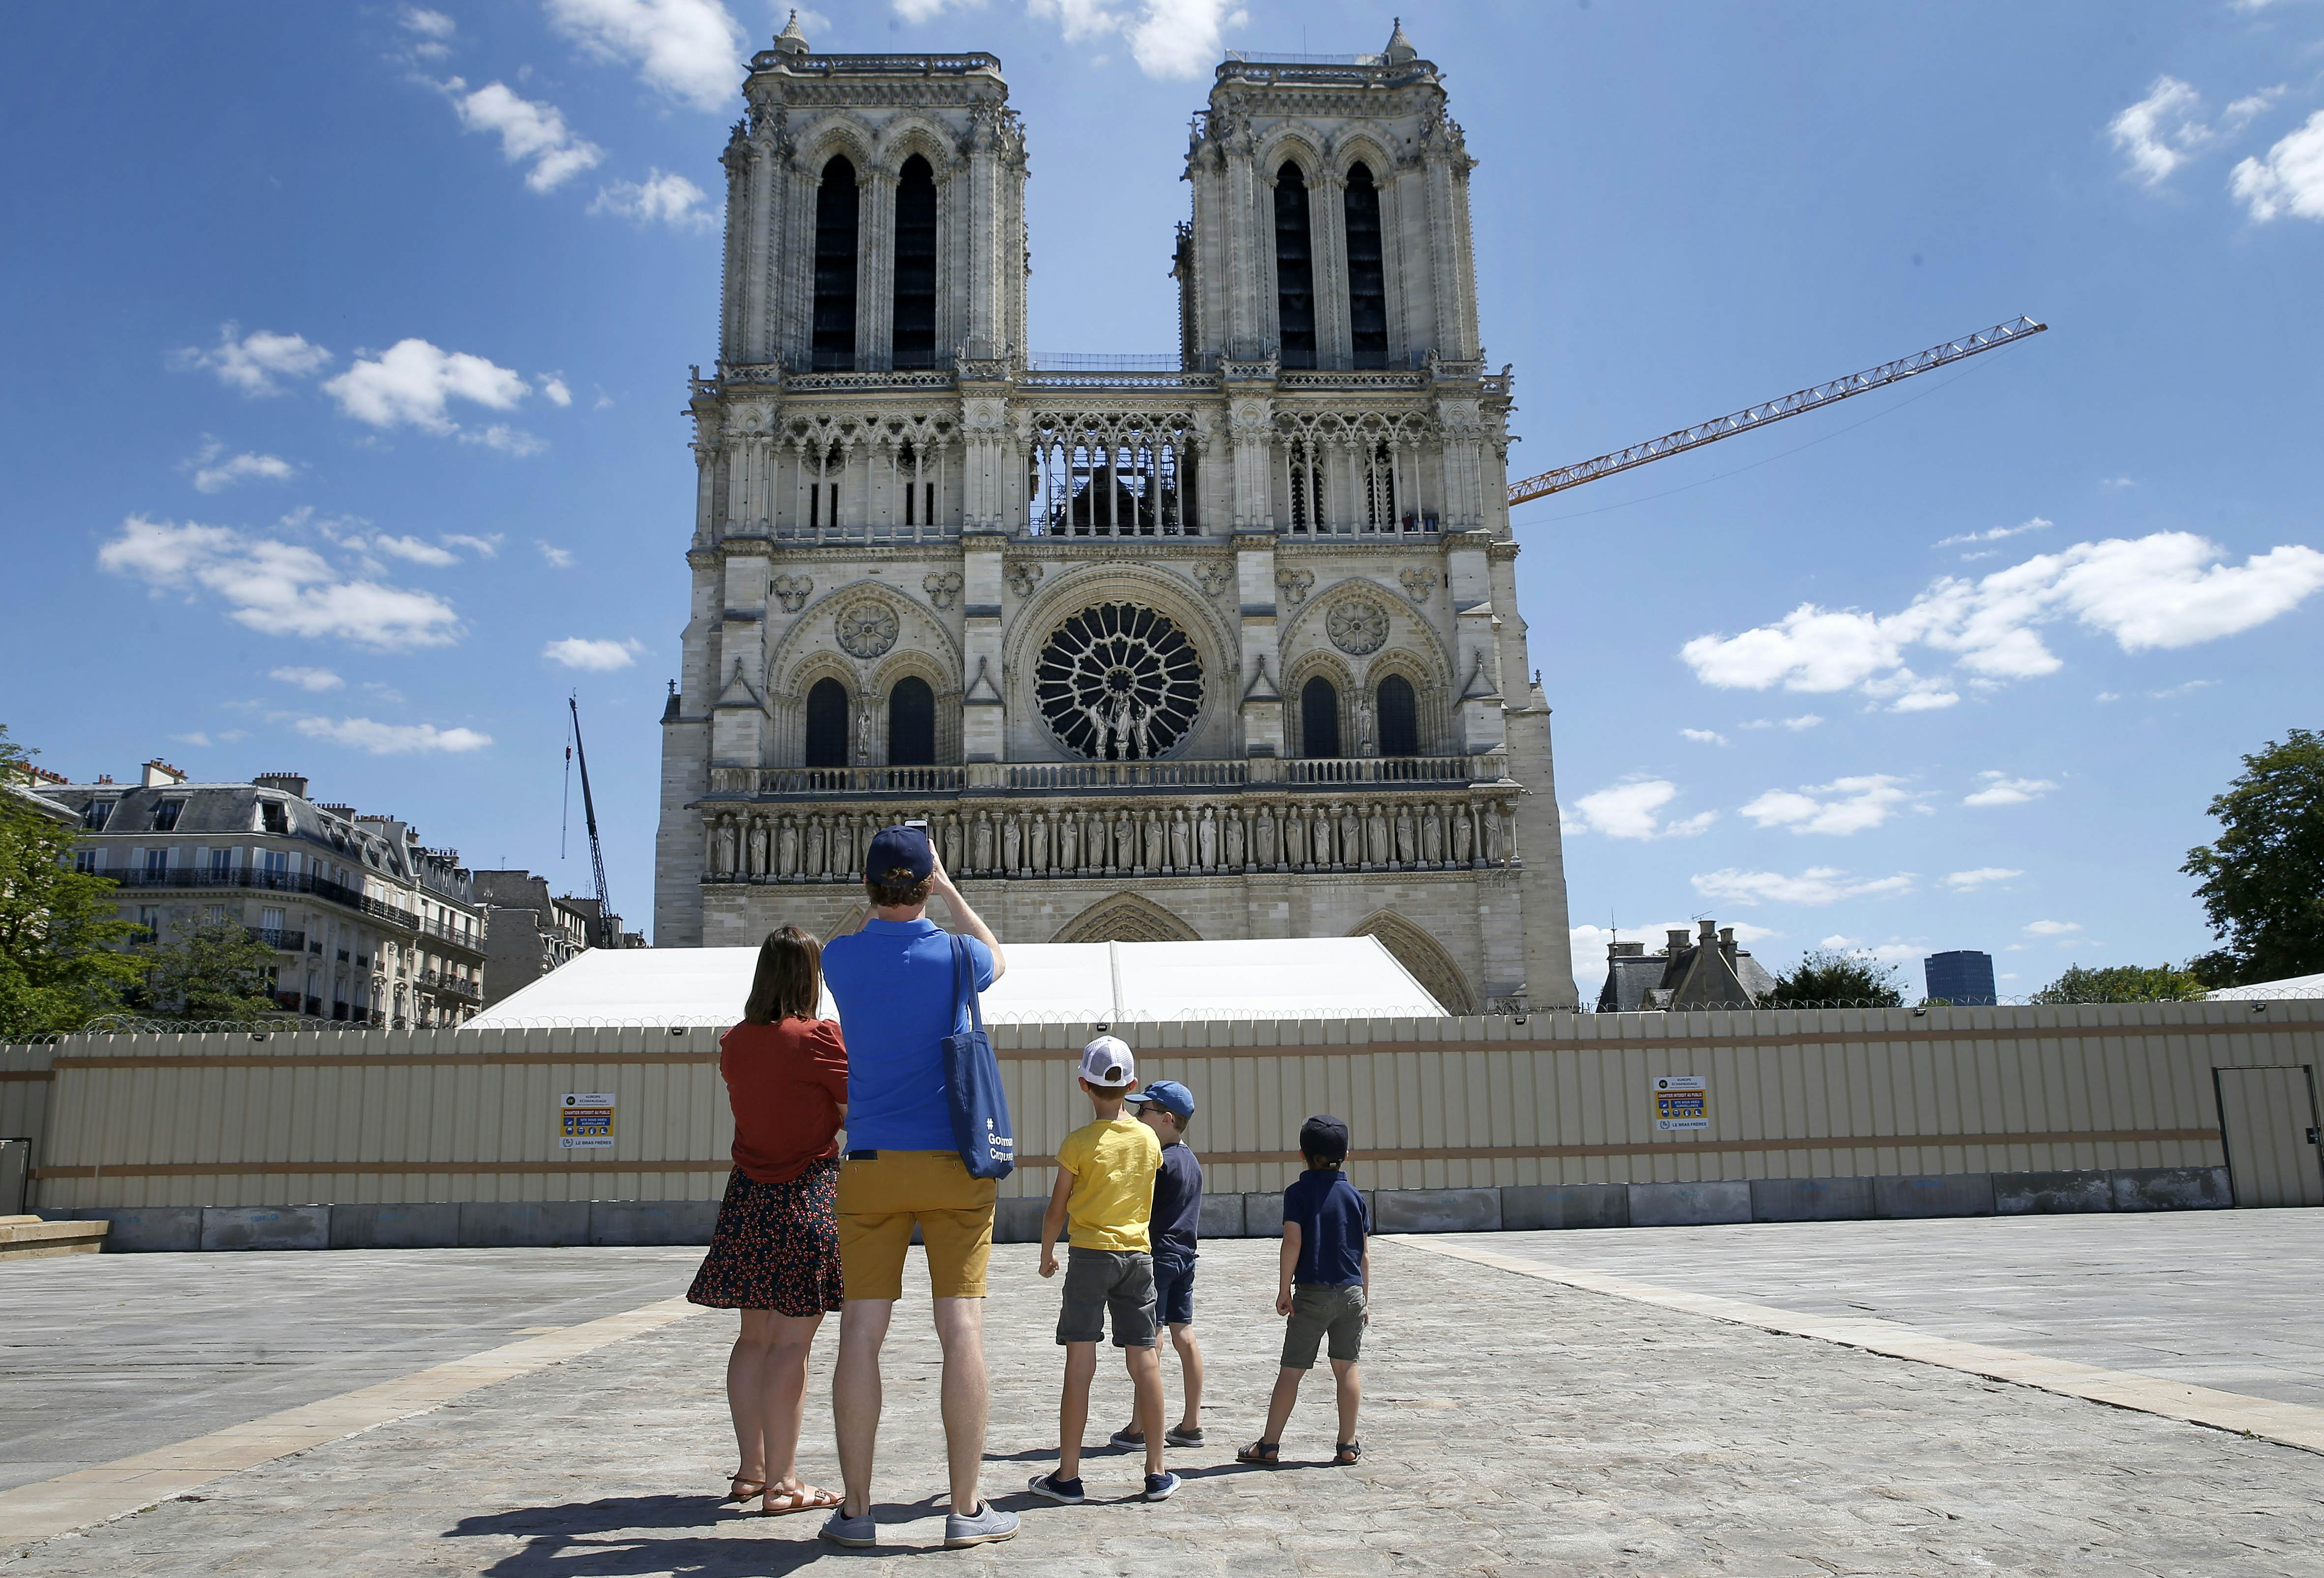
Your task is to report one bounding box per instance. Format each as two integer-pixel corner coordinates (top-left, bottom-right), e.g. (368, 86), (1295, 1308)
(818, 825), (1017, 1550)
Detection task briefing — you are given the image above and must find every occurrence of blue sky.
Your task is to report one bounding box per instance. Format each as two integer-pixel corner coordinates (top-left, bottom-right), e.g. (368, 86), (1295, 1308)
(3, 2), (2319, 996)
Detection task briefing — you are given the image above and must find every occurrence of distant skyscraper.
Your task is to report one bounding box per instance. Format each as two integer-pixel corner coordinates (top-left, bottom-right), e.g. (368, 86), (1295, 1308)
(1925, 949), (1997, 1005)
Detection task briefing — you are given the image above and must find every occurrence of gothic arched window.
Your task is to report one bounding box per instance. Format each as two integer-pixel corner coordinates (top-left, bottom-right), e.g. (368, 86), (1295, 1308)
(1301, 675), (1341, 758)
(1274, 162), (1316, 369)
(805, 677), (850, 766)
(1345, 162), (1388, 368)
(892, 155), (937, 369)
(1376, 672), (1419, 757)
(812, 156), (859, 371)
(888, 675), (936, 765)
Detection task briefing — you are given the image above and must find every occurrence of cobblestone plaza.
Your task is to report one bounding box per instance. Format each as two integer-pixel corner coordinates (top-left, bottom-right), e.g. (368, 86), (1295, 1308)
(8, 1214), (2324, 1575)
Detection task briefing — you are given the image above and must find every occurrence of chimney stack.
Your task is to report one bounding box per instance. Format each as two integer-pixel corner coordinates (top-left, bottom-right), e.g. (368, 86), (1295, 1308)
(1664, 927), (1690, 956)
(1697, 918), (1718, 948)
(141, 759), (186, 788)
(253, 772), (309, 798)
(1718, 925), (1736, 953)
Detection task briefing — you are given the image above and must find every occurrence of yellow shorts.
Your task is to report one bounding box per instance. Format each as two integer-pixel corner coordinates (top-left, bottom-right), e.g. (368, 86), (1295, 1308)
(836, 1149), (997, 1301)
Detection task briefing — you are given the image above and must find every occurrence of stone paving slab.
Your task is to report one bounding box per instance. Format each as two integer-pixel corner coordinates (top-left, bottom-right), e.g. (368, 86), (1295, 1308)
(9, 1236), (2324, 1574)
(0, 1247), (702, 1493)
(1469, 1210), (2324, 1409)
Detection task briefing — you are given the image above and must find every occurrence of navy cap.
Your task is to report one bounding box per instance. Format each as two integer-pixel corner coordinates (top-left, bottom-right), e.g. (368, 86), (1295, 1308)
(864, 824), (934, 884)
(1127, 1079), (1195, 1120)
(1298, 1113), (1351, 1162)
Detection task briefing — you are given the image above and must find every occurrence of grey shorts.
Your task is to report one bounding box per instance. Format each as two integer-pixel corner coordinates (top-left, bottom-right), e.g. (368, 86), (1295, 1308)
(1281, 1282), (1365, 1369)
(1057, 1246), (1158, 1348)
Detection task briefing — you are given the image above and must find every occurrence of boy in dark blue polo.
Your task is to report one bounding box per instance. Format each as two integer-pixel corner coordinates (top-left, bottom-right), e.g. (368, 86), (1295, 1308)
(1237, 1115), (1368, 1467)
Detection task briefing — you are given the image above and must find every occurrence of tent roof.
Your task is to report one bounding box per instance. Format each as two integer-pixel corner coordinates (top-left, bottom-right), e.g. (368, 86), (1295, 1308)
(2206, 971), (2324, 1001)
(463, 936), (1446, 1029)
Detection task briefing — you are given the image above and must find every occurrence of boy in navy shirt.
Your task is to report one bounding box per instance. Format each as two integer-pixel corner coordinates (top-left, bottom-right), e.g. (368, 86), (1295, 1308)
(1111, 1079), (1205, 1449)
(1238, 1114), (1368, 1466)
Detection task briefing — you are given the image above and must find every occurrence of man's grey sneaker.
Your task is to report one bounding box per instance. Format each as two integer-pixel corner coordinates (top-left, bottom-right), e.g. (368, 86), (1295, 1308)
(1164, 1424), (1205, 1447)
(1026, 1471), (1085, 1504)
(944, 1501), (1021, 1547)
(1109, 1426), (1145, 1448)
(819, 1507), (876, 1548)
(1143, 1470), (1182, 1502)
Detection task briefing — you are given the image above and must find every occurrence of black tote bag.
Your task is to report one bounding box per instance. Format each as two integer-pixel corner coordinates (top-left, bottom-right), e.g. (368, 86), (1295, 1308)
(940, 934), (1015, 1180)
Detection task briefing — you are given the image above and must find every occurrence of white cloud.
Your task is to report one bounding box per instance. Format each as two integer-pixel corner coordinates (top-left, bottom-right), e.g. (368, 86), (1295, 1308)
(1679, 728), (1728, 746)
(98, 515), (462, 650)
(2099, 477), (2138, 489)
(270, 666), (345, 693)
(536, 539), (575, 568)
(293, 716), (492, 755)
(185, 439), (297, 494)
(440, 78), (604, 191)
(400, 5), (455, 58)
(1944, 867), (2023, 891)
(1566, 779), (1716, 841)
(1934, 516), (2051, 551)
(172, 731), (212, 748)
(546, 0), (744, 112)
(2095, 690), (2123, 703)
(1016, 0), (1245, 80)
(2024, 919), (2082, 936)
(2110, 76), (2214, 187)
(1740, 774), (1919, 836)
(590, 169), (716, 230)
(361, 533), (460, 568)
(466, 423), (547, 456)
(322, 338), (529, 435)
(1962, 772), (2058, 808)
(2232, 108), (2324, 222)
(1681, 531), (2324, 710)
(2223, 86), (2287, 133)
(543, 636), (644, 670)
(442, 533), (503, 557)
(1782, 714), (1823, 731)
(2150, 678), (2216, 699)
(539, 375), (573, 407)
(1691, 867), (1916, 907)
(168, 323), (332, 396)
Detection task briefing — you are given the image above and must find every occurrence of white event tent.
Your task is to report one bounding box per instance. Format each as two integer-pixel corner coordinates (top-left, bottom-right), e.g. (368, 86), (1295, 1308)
(463, 937), (1446, 1029)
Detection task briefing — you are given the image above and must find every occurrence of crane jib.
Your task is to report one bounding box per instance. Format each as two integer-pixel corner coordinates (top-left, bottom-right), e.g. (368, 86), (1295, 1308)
(1506, 316), (2047, 508)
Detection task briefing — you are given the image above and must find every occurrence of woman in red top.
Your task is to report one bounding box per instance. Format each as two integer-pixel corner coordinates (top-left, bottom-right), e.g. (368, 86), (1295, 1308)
(687, 925), (849, 1516)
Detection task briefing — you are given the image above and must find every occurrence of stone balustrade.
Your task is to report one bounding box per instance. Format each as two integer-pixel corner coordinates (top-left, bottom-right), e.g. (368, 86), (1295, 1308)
(699, 782), (1520, 885)
(702, 754), (1504, 800)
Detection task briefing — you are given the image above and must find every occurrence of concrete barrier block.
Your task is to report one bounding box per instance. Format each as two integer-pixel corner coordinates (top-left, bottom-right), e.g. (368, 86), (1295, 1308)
(459, 1201), (590, 1248)
(1995, 1170), (2114, 1216)
(590, 1200), (719, 1247)
(330, 1203), (459, 1249)
(1499, 1184), (1630, 1232)
(1198, 1191), (1246, 1239)
(1372, 1187), (1501, 1235)
(50, 1207), (202, 1253)
(1874, 1174), (1995, 1219)
(1243, 1191), (1285, 1238)
(1628, 1180), (1752, 1228)
(2111, 1165), (2233, 1212)
(1751, 1176), (1873, 1223)
(993, 1196), (1046, 1244)
(201, 1205), (331, 1251)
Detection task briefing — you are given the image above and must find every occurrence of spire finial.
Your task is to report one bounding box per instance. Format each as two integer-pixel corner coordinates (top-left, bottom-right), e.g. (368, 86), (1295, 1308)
(774, 8), (809, 56)
(1383, 16), (1417, 64)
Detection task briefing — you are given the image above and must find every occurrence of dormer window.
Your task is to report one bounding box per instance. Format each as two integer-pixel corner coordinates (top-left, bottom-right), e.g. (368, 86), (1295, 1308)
(260, 801), (289, 835)
(151, 800), (184, 832)
(82, 800), (114, 830)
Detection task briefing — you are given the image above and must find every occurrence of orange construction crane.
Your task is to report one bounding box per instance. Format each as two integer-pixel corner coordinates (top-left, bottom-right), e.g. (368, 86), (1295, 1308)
(1506, 316), (2047, 509)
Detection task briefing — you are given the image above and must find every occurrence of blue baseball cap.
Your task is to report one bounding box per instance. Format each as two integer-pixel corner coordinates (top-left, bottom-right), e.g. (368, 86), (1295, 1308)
(864, 823), (934, 884)
(1127, 1078), (1195, 1121)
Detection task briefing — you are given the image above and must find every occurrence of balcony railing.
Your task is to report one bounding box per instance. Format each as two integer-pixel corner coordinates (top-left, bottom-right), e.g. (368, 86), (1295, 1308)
(1284, 756), (1478, 785)
(711, 765), (969, 797)
(247, 927), (306, 952)
(105, 865), (419, 931)
(706, 757), (1506, 801)
(1005, 760), (1249, 791)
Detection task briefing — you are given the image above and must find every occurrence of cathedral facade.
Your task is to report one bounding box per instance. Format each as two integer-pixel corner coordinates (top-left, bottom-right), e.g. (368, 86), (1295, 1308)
(654, 17), (1577, 1012)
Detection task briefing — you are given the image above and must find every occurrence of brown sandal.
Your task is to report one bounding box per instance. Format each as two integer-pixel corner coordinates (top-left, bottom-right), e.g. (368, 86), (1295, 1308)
(722, 1475), (768, 1503)
(1236, 1440), (1281, 1465)
(762, 1484), (845, 1517)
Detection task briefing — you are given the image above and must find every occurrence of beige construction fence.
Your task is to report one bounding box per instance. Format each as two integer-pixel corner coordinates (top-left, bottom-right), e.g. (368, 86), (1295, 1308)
(6, 1000), (2320, 1231)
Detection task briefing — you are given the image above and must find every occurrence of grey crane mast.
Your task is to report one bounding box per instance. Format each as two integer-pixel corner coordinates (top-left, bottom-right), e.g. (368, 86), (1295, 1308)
(568, 695), (616, 948)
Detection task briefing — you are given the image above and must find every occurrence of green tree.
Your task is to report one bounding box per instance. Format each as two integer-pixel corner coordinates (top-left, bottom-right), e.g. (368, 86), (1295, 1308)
(2033, 963), (2207, 1003)
(134, 911), (282, 1023)
(1764, 949), (1905, 1008)
(0, 724), (145, 1038)
(2182, 729), (2324, 987)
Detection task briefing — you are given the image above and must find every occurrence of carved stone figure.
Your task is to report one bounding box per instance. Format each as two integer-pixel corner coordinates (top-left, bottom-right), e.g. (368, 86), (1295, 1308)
(971, 808), (995, 873)
(1256, 805), (1279, 867)
(749, 819), (769, 877)
(1366, 804), (1390, 866)
(806, 816), (828, 878)
(1452, 807), (1474, 865)
(1142, 809), (1166, 872)
(1169, 808), (1192, 871)
(1028, 813), (1049, 875)
(1002, 814), (1021, 874)
(1339, 804), (1363, 867)
(1197, 805), (1218, 869)
(717, 818), (738, 878)
(1058, 811), (1080, 872)
(1394, 804), (1417, 866)
(1483, 804), (1504, 864)
(1221, 805), (1243, 869)
(777, 815), (799, 877)
(1113, 809), (1136, 871)
(1420, 805), (1443, 866)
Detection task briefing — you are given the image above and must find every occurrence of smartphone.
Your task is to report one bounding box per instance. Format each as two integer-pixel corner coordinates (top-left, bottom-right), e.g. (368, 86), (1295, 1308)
(903, 818), (928, 829)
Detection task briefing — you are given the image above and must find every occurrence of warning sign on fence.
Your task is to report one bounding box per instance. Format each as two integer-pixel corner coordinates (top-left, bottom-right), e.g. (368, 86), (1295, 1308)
(559, 1092), (615, 1150)
(1652, 1075), (1708, 1132)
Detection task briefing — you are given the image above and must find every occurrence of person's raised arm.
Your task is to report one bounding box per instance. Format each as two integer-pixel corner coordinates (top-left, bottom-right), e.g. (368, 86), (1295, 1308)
(927, 840), (1006, 980)
(1276, 1220), (1300, 1316)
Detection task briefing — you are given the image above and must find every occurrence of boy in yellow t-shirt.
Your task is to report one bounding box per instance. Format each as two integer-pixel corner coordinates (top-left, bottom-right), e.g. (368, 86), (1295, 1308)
(1032, 1036), (1176, 1504)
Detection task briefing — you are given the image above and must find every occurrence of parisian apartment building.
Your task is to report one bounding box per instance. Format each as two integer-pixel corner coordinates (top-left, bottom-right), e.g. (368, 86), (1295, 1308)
(37, 760), (487, 1026)
(468, 870), (647, 1009)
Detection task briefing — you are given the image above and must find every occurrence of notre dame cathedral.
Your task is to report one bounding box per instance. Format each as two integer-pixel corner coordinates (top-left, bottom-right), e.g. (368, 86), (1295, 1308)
(655, 16), (1577, 1012)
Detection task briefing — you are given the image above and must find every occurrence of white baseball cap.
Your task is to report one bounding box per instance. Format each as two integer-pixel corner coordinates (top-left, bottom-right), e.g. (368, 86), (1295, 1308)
(1079, 1035), (1137, 1089)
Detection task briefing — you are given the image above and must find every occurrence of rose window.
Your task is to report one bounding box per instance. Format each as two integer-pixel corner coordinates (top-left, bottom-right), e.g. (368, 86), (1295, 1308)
(1034, 602), (1204, 760)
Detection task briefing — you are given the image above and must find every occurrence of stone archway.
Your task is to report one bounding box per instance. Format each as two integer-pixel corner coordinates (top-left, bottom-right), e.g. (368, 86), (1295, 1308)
(1348, 909), (1477, 1015)
(1052, 892), (1202, 944)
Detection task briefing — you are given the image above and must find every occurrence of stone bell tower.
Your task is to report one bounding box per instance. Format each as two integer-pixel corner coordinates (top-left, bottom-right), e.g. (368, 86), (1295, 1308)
(657, 17), (1578, 1013)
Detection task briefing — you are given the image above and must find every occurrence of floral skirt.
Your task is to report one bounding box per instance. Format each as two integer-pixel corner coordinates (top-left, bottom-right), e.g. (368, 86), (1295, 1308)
(686, 1158), (844, 1315)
